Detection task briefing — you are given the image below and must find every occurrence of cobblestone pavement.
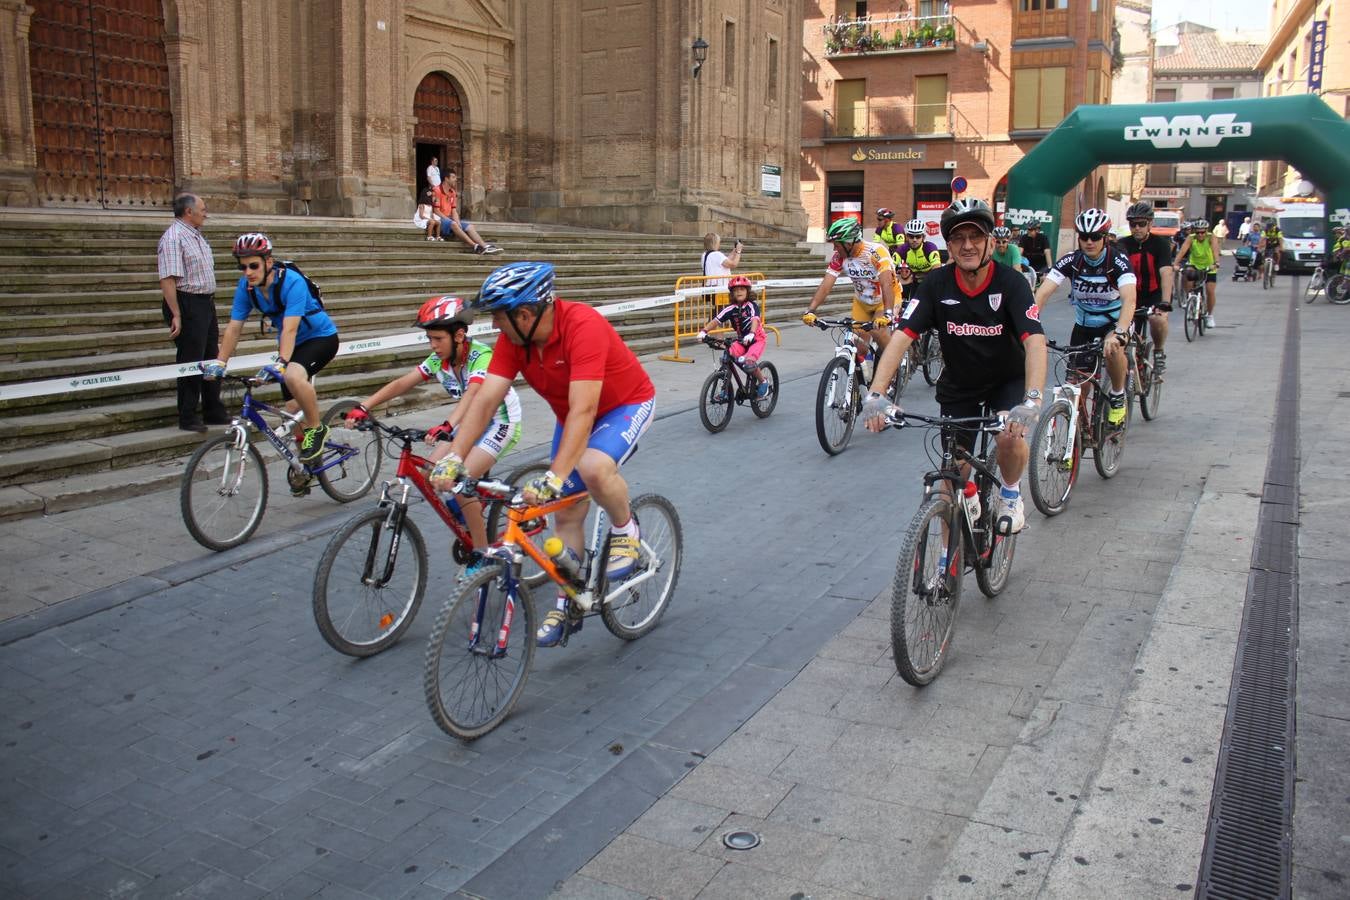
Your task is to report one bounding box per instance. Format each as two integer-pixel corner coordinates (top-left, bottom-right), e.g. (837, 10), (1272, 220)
(1, 273), (1343, 899)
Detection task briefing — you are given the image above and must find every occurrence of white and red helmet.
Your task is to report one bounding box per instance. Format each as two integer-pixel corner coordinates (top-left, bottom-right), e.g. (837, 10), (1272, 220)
(415, 295), (475, 330)
(231, 232), (273, 258)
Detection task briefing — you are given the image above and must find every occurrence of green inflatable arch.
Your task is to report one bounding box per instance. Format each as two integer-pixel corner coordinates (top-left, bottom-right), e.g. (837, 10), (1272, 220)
(1005, 94), (1350, 241)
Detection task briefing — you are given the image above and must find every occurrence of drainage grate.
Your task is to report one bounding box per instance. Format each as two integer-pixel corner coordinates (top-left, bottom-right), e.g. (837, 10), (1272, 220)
(1196, 283), (1299, 900)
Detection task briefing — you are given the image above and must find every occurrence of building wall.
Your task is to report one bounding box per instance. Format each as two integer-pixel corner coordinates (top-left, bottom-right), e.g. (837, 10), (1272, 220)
(800, 0), (1115, 247)
(1258, 0), (1349, 195)
(0, 0), (807, 236)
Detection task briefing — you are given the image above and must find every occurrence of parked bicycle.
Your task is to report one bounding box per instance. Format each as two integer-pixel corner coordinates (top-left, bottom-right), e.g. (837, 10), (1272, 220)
(812, 316), (898, 455)
(1026, 339), (1131, 517)
(1128, 316), (1163, 421)
(885, 409), (1017, 686)
(423, 477), (683, 740)
(697, 335), (780, 433)
(311, 416), (549, 657)
(1180, 266), (1207, 342)
(1309, 266), (1350, 305)
(179, 374), (381, 551)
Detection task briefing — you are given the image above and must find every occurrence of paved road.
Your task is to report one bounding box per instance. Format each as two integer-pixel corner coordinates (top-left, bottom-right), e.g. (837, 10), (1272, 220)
(0, 270), (1343, 899)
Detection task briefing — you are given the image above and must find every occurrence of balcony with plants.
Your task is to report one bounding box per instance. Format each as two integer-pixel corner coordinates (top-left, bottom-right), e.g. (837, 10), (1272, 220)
(822, 13), (960, 57)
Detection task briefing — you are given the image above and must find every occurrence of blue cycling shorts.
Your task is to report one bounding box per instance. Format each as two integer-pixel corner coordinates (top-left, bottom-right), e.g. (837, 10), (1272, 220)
(549, 398), (655, 497)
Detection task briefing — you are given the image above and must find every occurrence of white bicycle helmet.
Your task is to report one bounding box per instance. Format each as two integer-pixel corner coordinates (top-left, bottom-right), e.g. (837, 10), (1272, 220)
(903, 218), (926, 237)
(1073, 208), (1112, 235)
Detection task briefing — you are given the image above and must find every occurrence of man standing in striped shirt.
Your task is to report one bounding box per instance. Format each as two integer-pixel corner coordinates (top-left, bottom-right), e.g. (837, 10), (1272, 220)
(158, 193), (228, 432)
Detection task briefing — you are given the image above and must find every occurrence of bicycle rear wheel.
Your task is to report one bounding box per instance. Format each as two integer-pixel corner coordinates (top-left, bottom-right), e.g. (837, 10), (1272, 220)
(1263, 259), (1274, 290)
(1027, 398), (1077, 516)
(601, 493), (683, 640)
(750, 362), (779, 418)
(815, 357), (857, 456)
(180, 433), (269, 551)
(1328, 274), (1350, 305)
(1093, 385), (1127, 479)
(891, 496), (961, 686)
(424, 569), (537, 741)
(313, 508), (427, 656)
(1139, 349), (1162, 420)
(893, 348), (915, 399)
(699, 369), (734, 433)
(922, 331), (943, 385)
(316, 400), (385, 503)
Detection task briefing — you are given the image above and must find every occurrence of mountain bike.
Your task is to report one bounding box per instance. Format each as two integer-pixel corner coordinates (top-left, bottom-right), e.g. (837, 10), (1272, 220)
(812, 316), (896, 455)
(1027, 339), (1132, 517)
(697, 335), (780, 433)
(179, 375), (382, 551)
(1129, 314), (1163, 421)
(423, 477), (683, 740)
(885, 409), (1016, 686)
(919, 329), (944, 386)
(1262, 249), (1276, 290)
(1181, 267), (1206, 342)
(311, 416), (549, 657)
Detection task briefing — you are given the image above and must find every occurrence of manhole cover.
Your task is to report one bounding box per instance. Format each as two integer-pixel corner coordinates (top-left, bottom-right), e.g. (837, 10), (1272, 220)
(722, 830), (761, 850)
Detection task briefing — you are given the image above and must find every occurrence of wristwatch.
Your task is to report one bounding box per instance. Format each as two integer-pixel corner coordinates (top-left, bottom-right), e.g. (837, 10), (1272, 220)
(1024, 389), (1042, 403)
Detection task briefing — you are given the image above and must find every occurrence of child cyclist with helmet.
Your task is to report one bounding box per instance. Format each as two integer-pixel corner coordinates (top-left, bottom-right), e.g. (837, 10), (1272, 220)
(344, 296), (523, 580)
(695, 275), (771, 398)
(204, 233), (340, 469)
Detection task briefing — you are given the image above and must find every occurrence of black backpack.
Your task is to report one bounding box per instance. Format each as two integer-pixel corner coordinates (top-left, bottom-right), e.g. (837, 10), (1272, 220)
(248, 260), (325, 334)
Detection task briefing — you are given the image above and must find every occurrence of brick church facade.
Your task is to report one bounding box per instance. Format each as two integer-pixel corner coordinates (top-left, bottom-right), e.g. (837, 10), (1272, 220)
(0, 0), (807, 237)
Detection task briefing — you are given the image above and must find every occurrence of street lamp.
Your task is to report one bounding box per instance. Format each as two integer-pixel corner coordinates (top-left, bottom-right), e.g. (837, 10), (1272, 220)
(692, 37), (708, 78)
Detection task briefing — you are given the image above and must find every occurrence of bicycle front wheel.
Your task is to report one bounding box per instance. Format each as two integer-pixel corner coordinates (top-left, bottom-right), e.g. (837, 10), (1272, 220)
(699, 369), (734, 433)
(1183, 295), (1198, 342)
(1027, 398), (1077, 517)
(601, 493), (683, 640)
(891, 496), (961, 686)
(1305, 272), (1323, 303)
(815, 357), (857, 456)
(424, 569), (537, 741)
(1328, 274), (1350, 305)
(922, 331), (943, 385)
(315, 400), (384, 503)
(180, 433), (269, 551)
(313, 508), (427, 656)
(1139, 350), (1163, 421)
(750, 362), (779, 418)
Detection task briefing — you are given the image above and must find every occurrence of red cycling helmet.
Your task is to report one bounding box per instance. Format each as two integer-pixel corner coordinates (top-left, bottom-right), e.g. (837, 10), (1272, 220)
(232, 232), (272, 258)
(415, 295), (475, 330)
(727, 275), (753, 291)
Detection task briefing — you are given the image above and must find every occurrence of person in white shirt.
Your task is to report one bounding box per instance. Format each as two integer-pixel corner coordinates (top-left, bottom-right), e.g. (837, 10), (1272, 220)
(1238, 217), (1252, 240)
(426, 157), (442, 190)
(701, 232), (743, 283)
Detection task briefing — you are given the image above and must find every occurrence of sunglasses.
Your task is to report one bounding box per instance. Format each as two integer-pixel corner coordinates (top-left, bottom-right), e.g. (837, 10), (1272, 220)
(1078, 232), (1106, 242)
(238, 261), (263, 272)
(1128, 220), (1150, 228)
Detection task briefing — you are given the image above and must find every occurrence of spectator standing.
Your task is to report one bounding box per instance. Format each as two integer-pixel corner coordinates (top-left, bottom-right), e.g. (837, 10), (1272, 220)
(435, 171), (500, 254)
(157, 193), (227, 433)
(1238, 216), (1252, 240)
(701, 232), (743, 283)
(426, 156), (441, 190)
(1213, 219), (1230, 242)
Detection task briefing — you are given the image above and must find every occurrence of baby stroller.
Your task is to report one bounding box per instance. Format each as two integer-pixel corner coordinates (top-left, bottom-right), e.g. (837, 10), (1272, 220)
(1232, 245), (1258, 281)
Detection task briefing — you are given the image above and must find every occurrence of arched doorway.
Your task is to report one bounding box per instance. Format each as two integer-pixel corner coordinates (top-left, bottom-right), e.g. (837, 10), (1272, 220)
(27, 0), (175, 208)
(413, 72), (465, 194)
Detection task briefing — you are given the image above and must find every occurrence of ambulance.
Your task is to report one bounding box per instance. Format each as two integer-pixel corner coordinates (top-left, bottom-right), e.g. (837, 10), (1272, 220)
(1252, 196), (1326, 272)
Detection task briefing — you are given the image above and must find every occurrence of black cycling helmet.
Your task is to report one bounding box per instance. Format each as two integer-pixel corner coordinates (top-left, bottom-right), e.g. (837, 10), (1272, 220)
(939, 198), (995, 241)
(1126, 202), (1155, 222)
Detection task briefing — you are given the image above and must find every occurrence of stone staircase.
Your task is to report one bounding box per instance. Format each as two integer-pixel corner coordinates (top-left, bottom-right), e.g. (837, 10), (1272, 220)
(0, 212), (845, 489)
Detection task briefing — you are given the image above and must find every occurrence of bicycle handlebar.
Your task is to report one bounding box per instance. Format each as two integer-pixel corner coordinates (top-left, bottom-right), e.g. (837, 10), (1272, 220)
(1045, 338), (1105, 354)
(814, 316), (877, 332)
(885, 410), (1006, 433)
(349, 413), (429, 444)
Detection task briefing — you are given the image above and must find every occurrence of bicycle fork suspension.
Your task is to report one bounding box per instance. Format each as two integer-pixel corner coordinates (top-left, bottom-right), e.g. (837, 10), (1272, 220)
(362, 487), (411, 588)
(467, 579), (515, 659)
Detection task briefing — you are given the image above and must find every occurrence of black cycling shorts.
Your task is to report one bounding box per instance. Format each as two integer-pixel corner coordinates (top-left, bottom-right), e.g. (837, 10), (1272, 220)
(940, 380), (1024, 455)
(279, 333), (340, 401)
(1069, 322), (1120, 374)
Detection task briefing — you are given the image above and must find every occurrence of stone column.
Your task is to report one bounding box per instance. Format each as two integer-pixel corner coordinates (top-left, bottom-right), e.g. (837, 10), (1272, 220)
(0, 0), (38, 205)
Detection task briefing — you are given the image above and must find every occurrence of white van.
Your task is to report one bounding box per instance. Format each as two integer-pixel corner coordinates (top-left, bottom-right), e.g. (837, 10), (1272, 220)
(1253, 197), (1325, 272)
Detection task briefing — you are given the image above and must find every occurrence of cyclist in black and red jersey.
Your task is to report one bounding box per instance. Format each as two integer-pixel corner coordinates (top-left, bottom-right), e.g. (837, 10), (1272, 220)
(863, 198), (1048, 535)
(1117, 202), (1175, 375)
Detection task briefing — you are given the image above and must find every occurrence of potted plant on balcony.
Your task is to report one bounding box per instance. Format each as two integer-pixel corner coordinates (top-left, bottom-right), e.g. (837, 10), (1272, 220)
(889, 31), (905, 50)
(919, 22), (936, 47)
(825, 36), (842, 54)
(937, 23), (956, 47)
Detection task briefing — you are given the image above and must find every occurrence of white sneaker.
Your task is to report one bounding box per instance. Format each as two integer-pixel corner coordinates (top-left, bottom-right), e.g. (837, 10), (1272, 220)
(1204, 314), (1216, 328)
(995, 494), (1025, 535)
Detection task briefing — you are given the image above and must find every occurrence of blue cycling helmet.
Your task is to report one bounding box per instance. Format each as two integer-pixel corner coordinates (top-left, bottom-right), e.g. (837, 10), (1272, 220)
(473, 261), (555, 312)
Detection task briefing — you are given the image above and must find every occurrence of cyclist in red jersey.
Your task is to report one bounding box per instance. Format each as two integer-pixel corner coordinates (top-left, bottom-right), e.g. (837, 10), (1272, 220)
(432, 262), (656, 646)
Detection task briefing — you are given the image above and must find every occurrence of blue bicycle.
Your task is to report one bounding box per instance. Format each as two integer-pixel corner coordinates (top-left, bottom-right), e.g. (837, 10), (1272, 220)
(179, 374), (383, 551)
